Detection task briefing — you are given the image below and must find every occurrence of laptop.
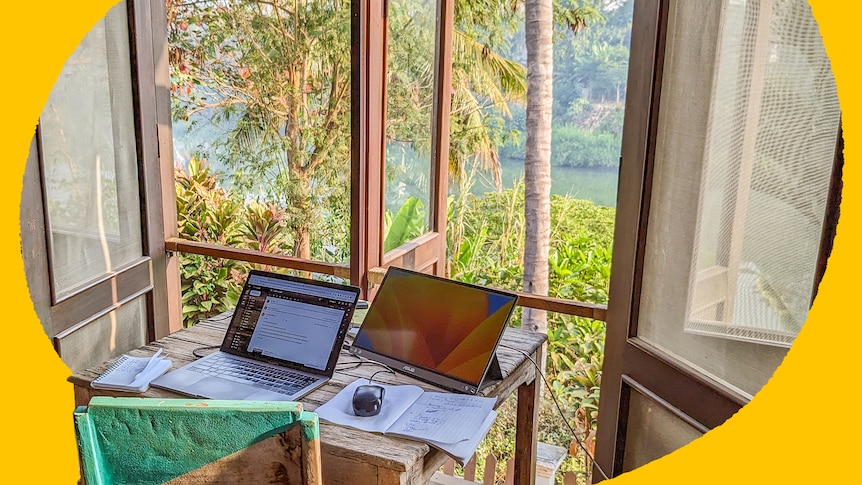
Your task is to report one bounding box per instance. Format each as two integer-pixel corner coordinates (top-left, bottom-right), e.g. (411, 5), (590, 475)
(152, 270), (360, 401)
(349, 267), (518, 394)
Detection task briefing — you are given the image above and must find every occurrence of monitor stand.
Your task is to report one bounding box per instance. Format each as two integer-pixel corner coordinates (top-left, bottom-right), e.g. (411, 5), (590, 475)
(479, 353), (504, 390)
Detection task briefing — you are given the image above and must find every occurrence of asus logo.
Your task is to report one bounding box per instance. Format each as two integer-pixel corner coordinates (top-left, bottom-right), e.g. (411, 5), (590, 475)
(402, 365), (416, 373)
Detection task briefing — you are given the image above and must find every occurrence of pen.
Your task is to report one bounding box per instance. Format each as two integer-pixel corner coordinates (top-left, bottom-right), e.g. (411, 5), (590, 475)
(134, 348), (163, 382)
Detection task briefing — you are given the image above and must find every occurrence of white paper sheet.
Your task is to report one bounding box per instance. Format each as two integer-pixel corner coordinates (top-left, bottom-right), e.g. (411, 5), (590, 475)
(386, 392), (496, 444)
(422, 409), (498, 465)
(315, 379), (498, 464)
(315, 379), (425, 433)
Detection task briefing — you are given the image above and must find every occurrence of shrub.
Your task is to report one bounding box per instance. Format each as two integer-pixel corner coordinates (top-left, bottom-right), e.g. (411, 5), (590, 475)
(448, 184), (614, 484)
(552, 125), (620, 169)
(176, 159), (247, 326)
(175, 159), (294, 326)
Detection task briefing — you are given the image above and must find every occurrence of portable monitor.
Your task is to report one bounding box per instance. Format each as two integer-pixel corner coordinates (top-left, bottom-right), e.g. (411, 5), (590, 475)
(350, 267), (518, 394)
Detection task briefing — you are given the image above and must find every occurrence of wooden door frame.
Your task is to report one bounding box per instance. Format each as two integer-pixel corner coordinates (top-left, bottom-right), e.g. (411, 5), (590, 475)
(595, 0), (845, 478)
(130, 0), (180, 339)
(594, 0), (751, 476)
(351, 0), (386, 297)
(19, 0), (178, 357)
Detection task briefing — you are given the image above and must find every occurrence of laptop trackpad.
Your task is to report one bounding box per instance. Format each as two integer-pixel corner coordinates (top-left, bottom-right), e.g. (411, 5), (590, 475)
(186, 377), (258, 400)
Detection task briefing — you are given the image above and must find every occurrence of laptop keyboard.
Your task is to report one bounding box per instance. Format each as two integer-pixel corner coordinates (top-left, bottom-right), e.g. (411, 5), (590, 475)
(190, 353), (318, 396)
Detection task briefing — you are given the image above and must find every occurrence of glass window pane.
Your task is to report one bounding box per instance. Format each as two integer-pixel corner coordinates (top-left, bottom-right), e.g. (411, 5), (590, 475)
(621, 389), (703, 472)
(383, 0), (436, 252)
(168, 1), (351, 263)
(636, 0), (839, 397)
(55, 296), (148, 373)
(40, 1), (143, 300)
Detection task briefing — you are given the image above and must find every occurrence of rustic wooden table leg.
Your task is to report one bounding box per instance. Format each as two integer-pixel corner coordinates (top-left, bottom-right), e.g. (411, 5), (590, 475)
(513, 351), (541, 485)
(74, 384), (93, 407)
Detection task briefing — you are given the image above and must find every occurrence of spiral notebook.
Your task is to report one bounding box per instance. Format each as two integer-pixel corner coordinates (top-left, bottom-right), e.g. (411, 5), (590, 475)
(91, 352), (172, 393)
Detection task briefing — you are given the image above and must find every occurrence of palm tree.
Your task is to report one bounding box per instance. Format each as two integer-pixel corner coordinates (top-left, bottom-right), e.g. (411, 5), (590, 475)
(523, 0), (601, 333)
(449, 26), (527, 189)
(522, 0), (555, 333)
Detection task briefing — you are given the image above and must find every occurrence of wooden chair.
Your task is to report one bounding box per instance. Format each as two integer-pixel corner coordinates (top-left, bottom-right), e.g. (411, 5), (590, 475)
(74, 397), (322, 485)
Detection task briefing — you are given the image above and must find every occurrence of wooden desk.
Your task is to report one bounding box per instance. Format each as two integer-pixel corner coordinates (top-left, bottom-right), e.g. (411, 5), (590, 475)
(69, 314), (547, 485)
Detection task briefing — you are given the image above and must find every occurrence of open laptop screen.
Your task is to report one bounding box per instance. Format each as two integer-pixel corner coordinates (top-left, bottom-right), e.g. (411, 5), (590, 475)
(351, 267), (517, 394)
(222, 270), (360, 374)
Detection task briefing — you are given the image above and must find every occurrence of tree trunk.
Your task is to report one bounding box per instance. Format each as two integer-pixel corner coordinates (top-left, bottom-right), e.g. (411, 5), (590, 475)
(522, 0), (553, 333)
(291, 174), (313, 262)
(294, 226), (311, 261)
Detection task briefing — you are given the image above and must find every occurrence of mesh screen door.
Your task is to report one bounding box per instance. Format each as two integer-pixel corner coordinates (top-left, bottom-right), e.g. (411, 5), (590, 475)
(686, 0), (840, 347)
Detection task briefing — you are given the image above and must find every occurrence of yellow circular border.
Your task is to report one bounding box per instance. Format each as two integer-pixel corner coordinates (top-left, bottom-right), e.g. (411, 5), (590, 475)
(0, 1), (857, 482)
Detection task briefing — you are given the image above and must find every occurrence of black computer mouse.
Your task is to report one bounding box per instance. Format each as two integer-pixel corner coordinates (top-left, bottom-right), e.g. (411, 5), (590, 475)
(352, 384), (385, 417)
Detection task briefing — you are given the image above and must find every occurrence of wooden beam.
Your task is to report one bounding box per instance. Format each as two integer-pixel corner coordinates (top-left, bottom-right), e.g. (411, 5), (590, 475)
(165, 238), (350, 279)
(514, 293), (607, 322)
(167, 237), (609, 321)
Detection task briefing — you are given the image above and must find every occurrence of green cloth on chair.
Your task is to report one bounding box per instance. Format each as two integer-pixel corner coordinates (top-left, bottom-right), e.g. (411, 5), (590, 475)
(74, 397), (320, 485)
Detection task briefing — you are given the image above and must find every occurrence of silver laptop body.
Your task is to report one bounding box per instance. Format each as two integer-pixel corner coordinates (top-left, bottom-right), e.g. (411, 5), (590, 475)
(152, 270), (360, 401)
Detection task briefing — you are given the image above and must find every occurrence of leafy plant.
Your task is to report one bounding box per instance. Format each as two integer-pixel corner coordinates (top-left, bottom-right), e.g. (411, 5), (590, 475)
(552, 125), (621, 169)
(383, 196), (427, 253)
(175, 159), (247, 326)
(447, 181), (613, 484)
(176, 159), (300, 326)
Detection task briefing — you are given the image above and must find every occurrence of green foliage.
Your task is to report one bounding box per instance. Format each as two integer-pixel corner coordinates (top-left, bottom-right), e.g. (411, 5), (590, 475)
(448, 182), (526, 291)
(383, 196), (427, 253)
(176, 159), (296, 327)
(558, 125), (622, 169)
(168, 0), (352, 259)
(169, 0), (534, 257)
(554, 0), (605, 37)
(448, 0), (526, 187)
(501, 120), (622, 170)
(175, 159), (246, 326)
(448, 182), (614, 484)
(549, 237), (612, 304)
(548, 316), (604, 426)
(243, 200), (292, 254)
(553, 0), (632, 110)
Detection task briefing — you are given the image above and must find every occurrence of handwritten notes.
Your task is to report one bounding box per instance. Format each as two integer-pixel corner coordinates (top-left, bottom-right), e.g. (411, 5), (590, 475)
(316, 380), (497, 464)
(388, 392), (495, 443)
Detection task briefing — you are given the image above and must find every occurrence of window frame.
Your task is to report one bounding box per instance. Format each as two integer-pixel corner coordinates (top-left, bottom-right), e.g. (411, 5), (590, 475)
(163, 0), (607, 318)
(20, 0), (177, 369)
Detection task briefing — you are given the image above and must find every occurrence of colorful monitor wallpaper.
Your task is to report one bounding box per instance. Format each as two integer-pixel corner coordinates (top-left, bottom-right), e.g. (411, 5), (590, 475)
(354, 270), (515, 384)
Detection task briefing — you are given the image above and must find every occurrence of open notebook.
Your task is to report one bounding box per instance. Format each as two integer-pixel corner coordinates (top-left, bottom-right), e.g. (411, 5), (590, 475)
(316, 379), (497, 464)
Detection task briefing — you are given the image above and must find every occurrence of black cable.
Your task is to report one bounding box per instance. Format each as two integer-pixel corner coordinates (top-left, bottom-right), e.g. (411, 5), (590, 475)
(500, 344), (610, 482)
(208, 312), (234, 323)
(192, 345), (221, 358)
(335, 361), (365, 371)
(367, 367), (395, 384)
(335, 354), (393, 373)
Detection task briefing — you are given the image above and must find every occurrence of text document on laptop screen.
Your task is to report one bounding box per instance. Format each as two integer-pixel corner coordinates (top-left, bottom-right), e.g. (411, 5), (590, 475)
(352, 268), (517, 393)
(224, 273), (358, 371)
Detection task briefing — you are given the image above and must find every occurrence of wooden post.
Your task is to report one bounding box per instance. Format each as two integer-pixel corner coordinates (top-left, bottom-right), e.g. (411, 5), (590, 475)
(512, 347), (543, 485)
